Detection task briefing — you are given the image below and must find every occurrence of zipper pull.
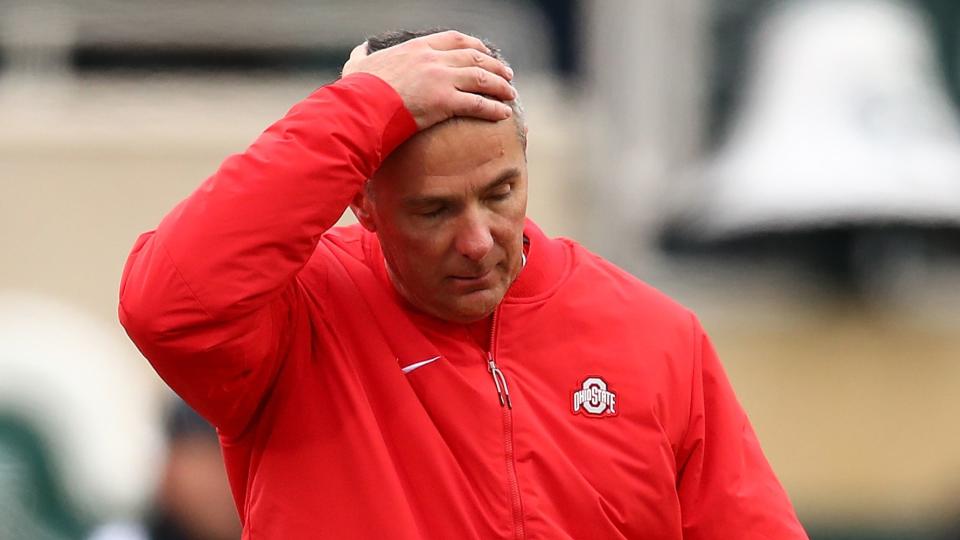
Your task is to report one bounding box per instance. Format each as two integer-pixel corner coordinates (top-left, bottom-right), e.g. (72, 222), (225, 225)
(487, 353), (513, 409)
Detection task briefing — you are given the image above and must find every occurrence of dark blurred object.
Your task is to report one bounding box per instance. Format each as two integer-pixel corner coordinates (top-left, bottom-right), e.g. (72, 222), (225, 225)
(803, 526), (939, 540)
(149, 400), (238, 540)
(662, 225), (960, 298)
(89, 399), (239, 540)
(938, 497), (960, 540)
(0, 0), (550, 77)
(527, 0), (580, 76)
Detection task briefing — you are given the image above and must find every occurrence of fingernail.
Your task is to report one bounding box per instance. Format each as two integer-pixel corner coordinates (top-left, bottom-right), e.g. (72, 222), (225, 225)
(506, 67), (514, 79)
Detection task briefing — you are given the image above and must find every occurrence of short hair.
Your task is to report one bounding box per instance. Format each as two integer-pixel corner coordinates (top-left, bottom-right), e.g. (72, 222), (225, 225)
(364, 28), (526, 148)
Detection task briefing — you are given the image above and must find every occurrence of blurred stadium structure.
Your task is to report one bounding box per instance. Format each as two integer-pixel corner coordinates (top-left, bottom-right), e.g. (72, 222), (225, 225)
(0, 1), (958, 539)
(662, 0), (960, 306)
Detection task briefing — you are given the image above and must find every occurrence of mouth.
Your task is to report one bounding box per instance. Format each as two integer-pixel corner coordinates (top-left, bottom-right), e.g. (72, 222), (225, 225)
(448, 267), (497, 289)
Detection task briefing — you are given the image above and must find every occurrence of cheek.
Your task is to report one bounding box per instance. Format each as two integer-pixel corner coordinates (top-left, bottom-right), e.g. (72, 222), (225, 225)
(384, 228), (448, 274)
(514, 186), (529, 217)
(496, 199), (528, 241)
(496, 185), (528, 228)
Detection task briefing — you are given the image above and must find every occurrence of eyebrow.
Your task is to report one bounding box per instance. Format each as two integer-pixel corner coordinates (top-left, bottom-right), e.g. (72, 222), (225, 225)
(402, 167), (522, 209)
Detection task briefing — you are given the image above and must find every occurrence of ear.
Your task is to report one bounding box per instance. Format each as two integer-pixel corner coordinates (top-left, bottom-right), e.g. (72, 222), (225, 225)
(349, 183), (377, 232)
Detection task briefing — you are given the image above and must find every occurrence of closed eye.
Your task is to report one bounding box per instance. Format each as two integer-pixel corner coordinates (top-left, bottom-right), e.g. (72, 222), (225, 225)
(418, 206), (448, 219)
(487, 184), (513, 202)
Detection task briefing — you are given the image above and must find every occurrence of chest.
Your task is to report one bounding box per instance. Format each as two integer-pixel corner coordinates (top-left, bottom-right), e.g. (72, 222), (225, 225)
(333, 299), (687, 538)
(246, 278), (690, 539)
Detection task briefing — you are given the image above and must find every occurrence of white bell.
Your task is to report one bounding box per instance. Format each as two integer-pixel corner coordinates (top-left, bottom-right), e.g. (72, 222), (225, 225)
(678, 0), (960, 240)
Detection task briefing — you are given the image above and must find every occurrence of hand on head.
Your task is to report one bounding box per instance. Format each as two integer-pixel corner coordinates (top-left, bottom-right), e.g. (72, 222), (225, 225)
(341, 30), (516, 130)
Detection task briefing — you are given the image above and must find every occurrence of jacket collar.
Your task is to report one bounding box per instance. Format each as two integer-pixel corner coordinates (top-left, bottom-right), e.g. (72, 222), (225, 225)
(503, 219), (569, 302)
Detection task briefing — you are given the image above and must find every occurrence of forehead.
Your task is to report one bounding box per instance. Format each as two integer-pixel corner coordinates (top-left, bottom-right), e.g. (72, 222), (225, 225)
(372, 118), (525, 197)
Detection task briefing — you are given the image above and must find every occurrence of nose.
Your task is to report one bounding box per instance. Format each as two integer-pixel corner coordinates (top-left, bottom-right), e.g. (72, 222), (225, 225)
(454, 210), (495, 263)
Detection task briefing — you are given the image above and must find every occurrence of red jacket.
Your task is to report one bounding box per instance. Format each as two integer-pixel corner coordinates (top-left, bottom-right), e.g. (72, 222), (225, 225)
(119, 73), (808, 539)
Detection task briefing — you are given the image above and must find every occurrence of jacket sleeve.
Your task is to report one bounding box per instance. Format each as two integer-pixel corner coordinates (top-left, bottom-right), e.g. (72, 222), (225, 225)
(118, 73), (417, 437)
(676, 315), (809, 539)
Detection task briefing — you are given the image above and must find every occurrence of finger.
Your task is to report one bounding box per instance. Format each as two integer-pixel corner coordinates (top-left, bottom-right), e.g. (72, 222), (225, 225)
(423, 30), (490, 54)
(442, 48), (513, 81)
(349, 42), (369, 60)
(453, 67), (517, 103)
(449, 92), (513, 122)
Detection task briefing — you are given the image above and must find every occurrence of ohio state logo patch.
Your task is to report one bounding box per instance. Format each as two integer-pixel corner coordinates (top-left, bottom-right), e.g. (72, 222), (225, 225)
(571, 377), (618, 417)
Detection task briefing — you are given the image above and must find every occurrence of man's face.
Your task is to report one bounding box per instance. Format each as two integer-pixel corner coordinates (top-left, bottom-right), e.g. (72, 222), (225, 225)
(356, 118), (528, 323)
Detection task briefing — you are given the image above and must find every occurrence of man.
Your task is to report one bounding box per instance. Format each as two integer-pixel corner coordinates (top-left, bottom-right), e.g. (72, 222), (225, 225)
(119, 29), (808, 539)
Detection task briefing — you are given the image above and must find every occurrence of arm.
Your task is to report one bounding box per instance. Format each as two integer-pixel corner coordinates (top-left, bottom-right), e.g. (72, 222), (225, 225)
(676, 316), (809, 538)
(119, 73), (417, 436)
(119, 31), (517, 436)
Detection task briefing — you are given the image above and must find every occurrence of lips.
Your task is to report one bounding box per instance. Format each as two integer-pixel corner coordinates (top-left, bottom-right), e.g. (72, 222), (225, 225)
(451, 269), (493, 280)
(448, 267), (497, 289)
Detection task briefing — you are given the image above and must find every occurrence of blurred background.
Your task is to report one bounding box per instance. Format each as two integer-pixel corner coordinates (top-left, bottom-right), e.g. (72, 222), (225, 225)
(1, 0), (959, 538)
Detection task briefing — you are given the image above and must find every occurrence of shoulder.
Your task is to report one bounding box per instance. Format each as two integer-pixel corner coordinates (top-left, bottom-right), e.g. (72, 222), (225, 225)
(564, 239), (694, 328)
(296, 223), (370, 295)
(549, 239), (703, 421)
(552, 238), (702, 362)
(318, 222), (368, 256)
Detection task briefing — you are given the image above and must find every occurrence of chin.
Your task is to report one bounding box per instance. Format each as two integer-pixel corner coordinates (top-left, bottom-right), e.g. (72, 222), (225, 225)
(441, 312), (489, 324)
(446, 290), (503, 322)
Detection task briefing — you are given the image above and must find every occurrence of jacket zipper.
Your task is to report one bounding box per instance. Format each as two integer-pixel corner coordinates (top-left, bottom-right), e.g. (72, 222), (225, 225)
(487, 306), (525, 539)
(487, 352), (512, 408)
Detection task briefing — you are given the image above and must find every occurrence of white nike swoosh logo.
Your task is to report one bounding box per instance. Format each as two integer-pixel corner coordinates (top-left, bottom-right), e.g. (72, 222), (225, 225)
(401, 355), (442, 374)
